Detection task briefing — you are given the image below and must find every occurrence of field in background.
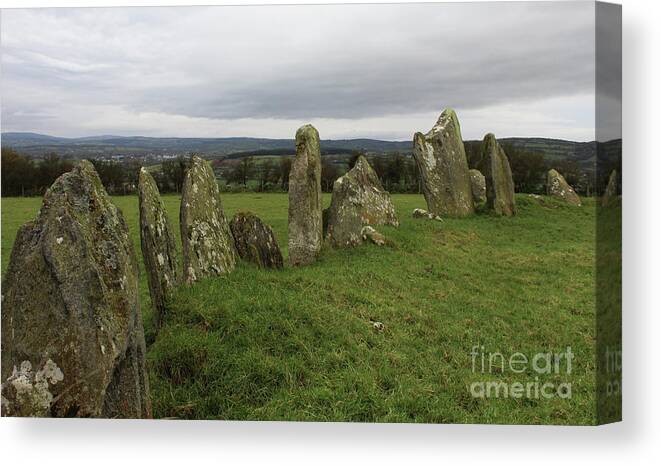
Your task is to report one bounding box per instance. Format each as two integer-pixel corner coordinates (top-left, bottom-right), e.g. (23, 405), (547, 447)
(1, 193), (598, 424)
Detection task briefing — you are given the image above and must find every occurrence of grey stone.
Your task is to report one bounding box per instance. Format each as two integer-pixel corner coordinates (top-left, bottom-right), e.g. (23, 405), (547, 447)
(138, 168), (179, 329)
(478, 134), (516, 216)
(602, 169), (619, 207)
(361, 226), (387, 246)
(469, 169), (487, 204)
(230, 212), (284, 269)
(1, 161), (151, 418)
(412, 109), (475, 217)
(547, 169), (582, 206)
(288, 124), (323, 265)
(412, 208), (442, 222)
(326, 155), (398, 247)
(180, 155), (236, 284)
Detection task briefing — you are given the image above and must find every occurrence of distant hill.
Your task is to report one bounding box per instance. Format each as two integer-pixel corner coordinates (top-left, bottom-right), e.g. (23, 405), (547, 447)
(1, 132), (620, 169)
(0, 132), (412, 158)
(498, 137), (595, 161)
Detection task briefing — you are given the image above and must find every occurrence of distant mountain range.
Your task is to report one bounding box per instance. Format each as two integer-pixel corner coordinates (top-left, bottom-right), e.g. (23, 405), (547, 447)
(1, 132), (620, 168)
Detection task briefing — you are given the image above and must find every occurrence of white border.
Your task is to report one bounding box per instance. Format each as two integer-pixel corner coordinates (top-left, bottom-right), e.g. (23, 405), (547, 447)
(2, 1), (658, 464)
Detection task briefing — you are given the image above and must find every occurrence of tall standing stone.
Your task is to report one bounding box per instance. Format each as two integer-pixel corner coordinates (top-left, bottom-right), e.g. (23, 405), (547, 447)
(288, 124), (322, 265)
(138, 168), (179, 328)
(326, 155), (399, 247)
(547, 169), (582, 206)
(478, 133), (516, 216)
(469, 169), (487, 204)
(180, 155), (236, 284)
(1, 161), (151, 418)
(412, 109), (474, 217)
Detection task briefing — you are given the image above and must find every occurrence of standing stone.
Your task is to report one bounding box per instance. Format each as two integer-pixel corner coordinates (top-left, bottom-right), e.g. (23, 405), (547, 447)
(478, 134), (516, 216)
(412, 109), (475, 217)
(230, 212), (284, 269)
(469, 169), (487, 204)
(138, 168), (179, 329)
(326, 155), (399, 247)
(547, 169), (582, 206)
(1, 161), (151, 418)
(288, 124), (322, 265)
(602, 169), (619, 207)
(180, 155), (236, 284)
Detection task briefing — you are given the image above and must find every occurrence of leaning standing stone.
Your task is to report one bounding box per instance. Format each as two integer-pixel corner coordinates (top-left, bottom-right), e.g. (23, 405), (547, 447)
(469, 169), (487, 204)
(288, 124), (323, 265)
(230, 212), (284, 269)
(326, 155), (398, 247)
(412, 109), (475, 217)
(138, 168), (179, 328)
(547, 169), (582, 206)
(180, 155), (236, 284)
(1, 161), (151, 418)
(478, 134), (516, 216)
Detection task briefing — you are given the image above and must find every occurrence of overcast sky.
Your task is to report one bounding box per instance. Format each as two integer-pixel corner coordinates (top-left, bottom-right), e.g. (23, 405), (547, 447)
(1, 3), (598, 141)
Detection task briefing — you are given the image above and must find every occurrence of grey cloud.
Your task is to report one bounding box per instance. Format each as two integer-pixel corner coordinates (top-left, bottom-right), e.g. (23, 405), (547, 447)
(1, 2), (598, 138)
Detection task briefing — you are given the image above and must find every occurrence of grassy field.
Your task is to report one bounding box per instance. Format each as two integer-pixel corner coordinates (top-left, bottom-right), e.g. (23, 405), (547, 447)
(1, 193), (598, 424)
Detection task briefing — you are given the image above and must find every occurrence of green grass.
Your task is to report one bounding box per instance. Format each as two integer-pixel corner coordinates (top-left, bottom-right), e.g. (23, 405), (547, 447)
(1, 193), (598, 424)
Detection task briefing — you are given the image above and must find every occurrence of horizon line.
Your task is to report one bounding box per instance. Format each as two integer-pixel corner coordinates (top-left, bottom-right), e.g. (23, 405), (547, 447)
(0, 131), (608, 145)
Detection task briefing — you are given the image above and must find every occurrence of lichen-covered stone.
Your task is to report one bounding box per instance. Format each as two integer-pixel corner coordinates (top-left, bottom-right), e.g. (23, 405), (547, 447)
(602, 169), (619, 207)
(478, 134), (516, 216)
(412, 109), (475, 217)
(1, 161), (151, 418)
(288, 124), (322, 265)
(180, 155), (236, 284)
(412, 208), (442, 221)
(361, 226), (386, 246)
(326, 155), (398, 247)
(547, 169), (582, 206)
(1, 359), (64, 417)
(469, 169), (487, 204)
(138, 168), (179, 328)
(230, 212), (284, 269)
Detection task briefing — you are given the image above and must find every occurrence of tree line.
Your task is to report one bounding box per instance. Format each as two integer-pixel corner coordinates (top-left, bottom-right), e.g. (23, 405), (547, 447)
(1, 148), (190, 197)
(2, 144), (607, 198)
(216, 147), (604, 196)
(216, 151), (421, 194)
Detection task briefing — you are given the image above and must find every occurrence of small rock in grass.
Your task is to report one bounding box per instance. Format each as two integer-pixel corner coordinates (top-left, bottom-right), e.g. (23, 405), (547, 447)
(361, 226), (387, 246)
(412, 208), (442, 221)
(372, 321), (385, 332)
